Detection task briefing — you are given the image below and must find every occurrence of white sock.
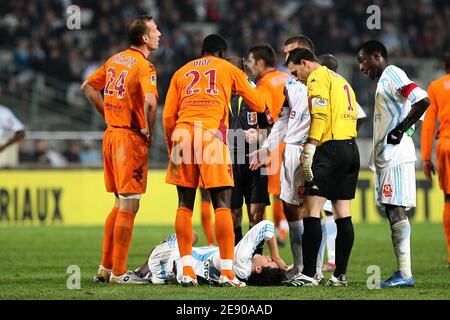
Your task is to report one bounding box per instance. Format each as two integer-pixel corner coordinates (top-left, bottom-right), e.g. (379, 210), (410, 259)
(391, 219), (412, 279)
(325, 215), (337, 264)
(317, 219), (327, 276)
(181, 255), (193, 268)
(289, 220), (303, 272)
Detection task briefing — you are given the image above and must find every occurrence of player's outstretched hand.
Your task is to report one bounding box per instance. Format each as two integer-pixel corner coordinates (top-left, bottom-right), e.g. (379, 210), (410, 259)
(248, 148), (269, 170)
(244, 128), (261, 145)
(300, 143), (316, 182)
(386, 126), (404, 144)
(423, 160), (436, 181)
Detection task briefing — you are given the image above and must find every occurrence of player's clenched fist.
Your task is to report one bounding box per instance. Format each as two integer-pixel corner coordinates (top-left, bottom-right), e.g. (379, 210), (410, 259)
(300, 143), (316, 182)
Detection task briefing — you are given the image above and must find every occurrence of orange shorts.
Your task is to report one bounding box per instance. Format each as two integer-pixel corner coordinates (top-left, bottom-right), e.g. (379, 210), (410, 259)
(103, 127), (148, 194)
(166, 123), (234, 189)
(437, 138), (450, 194)
(267, 142), (285, 196)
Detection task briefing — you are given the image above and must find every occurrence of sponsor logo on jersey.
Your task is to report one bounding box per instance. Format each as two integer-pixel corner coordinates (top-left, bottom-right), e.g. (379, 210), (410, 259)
(311, 97), (327, 108)
(383, 184), (393, 197)
(247, 112), (257, 125)
(340, 113), (357, 121)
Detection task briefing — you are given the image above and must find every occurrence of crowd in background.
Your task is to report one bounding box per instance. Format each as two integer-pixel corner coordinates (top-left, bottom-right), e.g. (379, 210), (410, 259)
(1, 0), (449, 98)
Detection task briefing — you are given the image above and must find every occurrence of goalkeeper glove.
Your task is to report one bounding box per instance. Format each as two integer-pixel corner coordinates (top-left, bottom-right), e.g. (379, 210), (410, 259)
(301, 143), (316, 182)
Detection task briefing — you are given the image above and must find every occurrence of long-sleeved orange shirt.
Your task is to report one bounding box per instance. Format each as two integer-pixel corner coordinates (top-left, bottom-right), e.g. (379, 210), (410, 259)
(163, 55), (268, 144)
(421, 73), (450, 161)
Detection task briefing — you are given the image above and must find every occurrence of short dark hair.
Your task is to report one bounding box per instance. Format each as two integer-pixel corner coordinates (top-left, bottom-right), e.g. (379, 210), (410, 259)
(284, 35), (315, 54)
(246, 267), (285, 286)
(202, 34), (228, 56)
(127, 16), (153, 46)
(318, 53), (338, 72)
(248, 45), (276, 68)
(357, 40), (388, 59)
(285, 48), (318, 66)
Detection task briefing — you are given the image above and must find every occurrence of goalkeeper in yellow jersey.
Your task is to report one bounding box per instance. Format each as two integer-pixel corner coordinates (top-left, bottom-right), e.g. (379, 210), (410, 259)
(284, 48), (359, 287)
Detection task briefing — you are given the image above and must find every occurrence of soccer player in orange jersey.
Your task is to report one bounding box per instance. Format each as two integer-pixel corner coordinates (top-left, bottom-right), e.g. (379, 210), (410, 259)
(81, 16), (160, 284)
(163, 34), (269, 287)
(246, 45), (289, 250)
(421, 50), (450, 268)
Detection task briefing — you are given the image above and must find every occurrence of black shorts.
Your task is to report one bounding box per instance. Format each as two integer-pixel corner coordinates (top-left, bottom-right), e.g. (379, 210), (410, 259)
(231, 164), (270, 209)
(305, 139), (360, 200)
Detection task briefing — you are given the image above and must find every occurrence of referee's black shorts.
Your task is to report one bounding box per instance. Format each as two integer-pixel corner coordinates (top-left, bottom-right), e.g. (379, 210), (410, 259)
(305, 139), (360, 200)
(231, 164), (270, 209)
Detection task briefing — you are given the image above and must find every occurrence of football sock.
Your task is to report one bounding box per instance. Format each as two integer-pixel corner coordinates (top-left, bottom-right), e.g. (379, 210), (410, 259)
(112, 210), (136, 276)
(201, 201), (214, 245)
(288, 220), (303, 271)
(317, 218), (327, 276)
(273, 198), (283, 228)
(279, 219), (289, 240)
(175, 207), (195, 278)
(101, 207), (119, 269)
(301, 217), (322, 277)
(444, 203), (450, 264)
(325, 214), (337, 264)
(215, 208), (235, 279)
(334, 217), (354, 277)
(391, 218), (412, 279)
(234, 226), (243, 245)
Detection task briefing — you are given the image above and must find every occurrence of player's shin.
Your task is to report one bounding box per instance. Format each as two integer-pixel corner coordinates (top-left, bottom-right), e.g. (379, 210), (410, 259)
(201, 201), (214, 245)
(112, 210), (136, 276)
(101, 207), (119, 269)
(444, 203), (450, 265)
(215, 208), (235, 279)
(288, 220), (304, 272)
(334, 216), (354, 277)
(391, 218), (412, 279)
(176, 207), (195, 277)
(301, 217), (322, 277)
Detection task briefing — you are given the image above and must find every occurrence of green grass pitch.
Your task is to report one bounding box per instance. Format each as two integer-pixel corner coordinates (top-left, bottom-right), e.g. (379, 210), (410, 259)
(0, 223), (449, 300)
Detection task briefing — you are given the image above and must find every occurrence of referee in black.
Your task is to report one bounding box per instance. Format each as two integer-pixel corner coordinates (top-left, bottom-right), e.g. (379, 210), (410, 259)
(227, 56), (272, 254)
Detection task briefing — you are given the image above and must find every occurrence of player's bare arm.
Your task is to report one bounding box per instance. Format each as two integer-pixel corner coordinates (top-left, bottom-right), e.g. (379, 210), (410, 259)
(266, 236), (288, 270)
(141, 92), (158, 146)
(387, 97), (430, 145)
(80, 81), (105, 117)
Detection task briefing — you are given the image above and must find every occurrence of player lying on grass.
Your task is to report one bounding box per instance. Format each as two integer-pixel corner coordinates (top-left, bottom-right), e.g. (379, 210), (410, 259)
(134, 220), (288, 286)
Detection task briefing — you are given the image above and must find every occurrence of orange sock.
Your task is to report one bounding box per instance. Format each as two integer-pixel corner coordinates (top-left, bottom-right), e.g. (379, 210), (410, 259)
(273, 199), (282, 228)
(112, 210), (136, 276)
(101, 207), (119, 269)
(215, 208), (235, 279)
(444, 203), (450, 264)
(201, 201), (214, 245)
(175, 207), (195, 278)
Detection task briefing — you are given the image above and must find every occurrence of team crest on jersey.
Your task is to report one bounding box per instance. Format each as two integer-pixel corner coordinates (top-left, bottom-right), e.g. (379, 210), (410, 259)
(312, 98), (327, 107)
(383, 184), (393, 197)
(151, 75), (156, 85)
(247, 112), (257, 125)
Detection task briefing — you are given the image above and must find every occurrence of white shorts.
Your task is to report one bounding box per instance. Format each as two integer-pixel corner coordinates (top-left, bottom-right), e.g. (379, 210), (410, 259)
(279, 144), (334, 211)
(147, 235), (178, 284)
(375, 162), (416, 208)
(280, 144), (304, 205)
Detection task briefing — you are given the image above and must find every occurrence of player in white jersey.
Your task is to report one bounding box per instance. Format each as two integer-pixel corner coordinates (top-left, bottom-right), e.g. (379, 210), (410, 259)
(357, 40), (430, 287)
(0, 105), (25, 167)
(134, 220), (287, 286)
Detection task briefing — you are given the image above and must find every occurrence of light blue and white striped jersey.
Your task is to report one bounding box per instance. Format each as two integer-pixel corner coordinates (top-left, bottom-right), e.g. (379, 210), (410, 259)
(172, 220), (275, 282)
(372, 65), (428, 169)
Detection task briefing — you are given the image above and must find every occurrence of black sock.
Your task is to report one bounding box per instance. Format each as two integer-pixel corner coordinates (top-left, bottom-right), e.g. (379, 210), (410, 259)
(234, 226), (243, 245)
(301, 217), (322, 277)
(334, 216), (354, 277)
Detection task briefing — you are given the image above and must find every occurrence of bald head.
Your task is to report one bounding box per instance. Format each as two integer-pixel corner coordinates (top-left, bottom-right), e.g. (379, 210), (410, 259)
(318, 53), (338, 72)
